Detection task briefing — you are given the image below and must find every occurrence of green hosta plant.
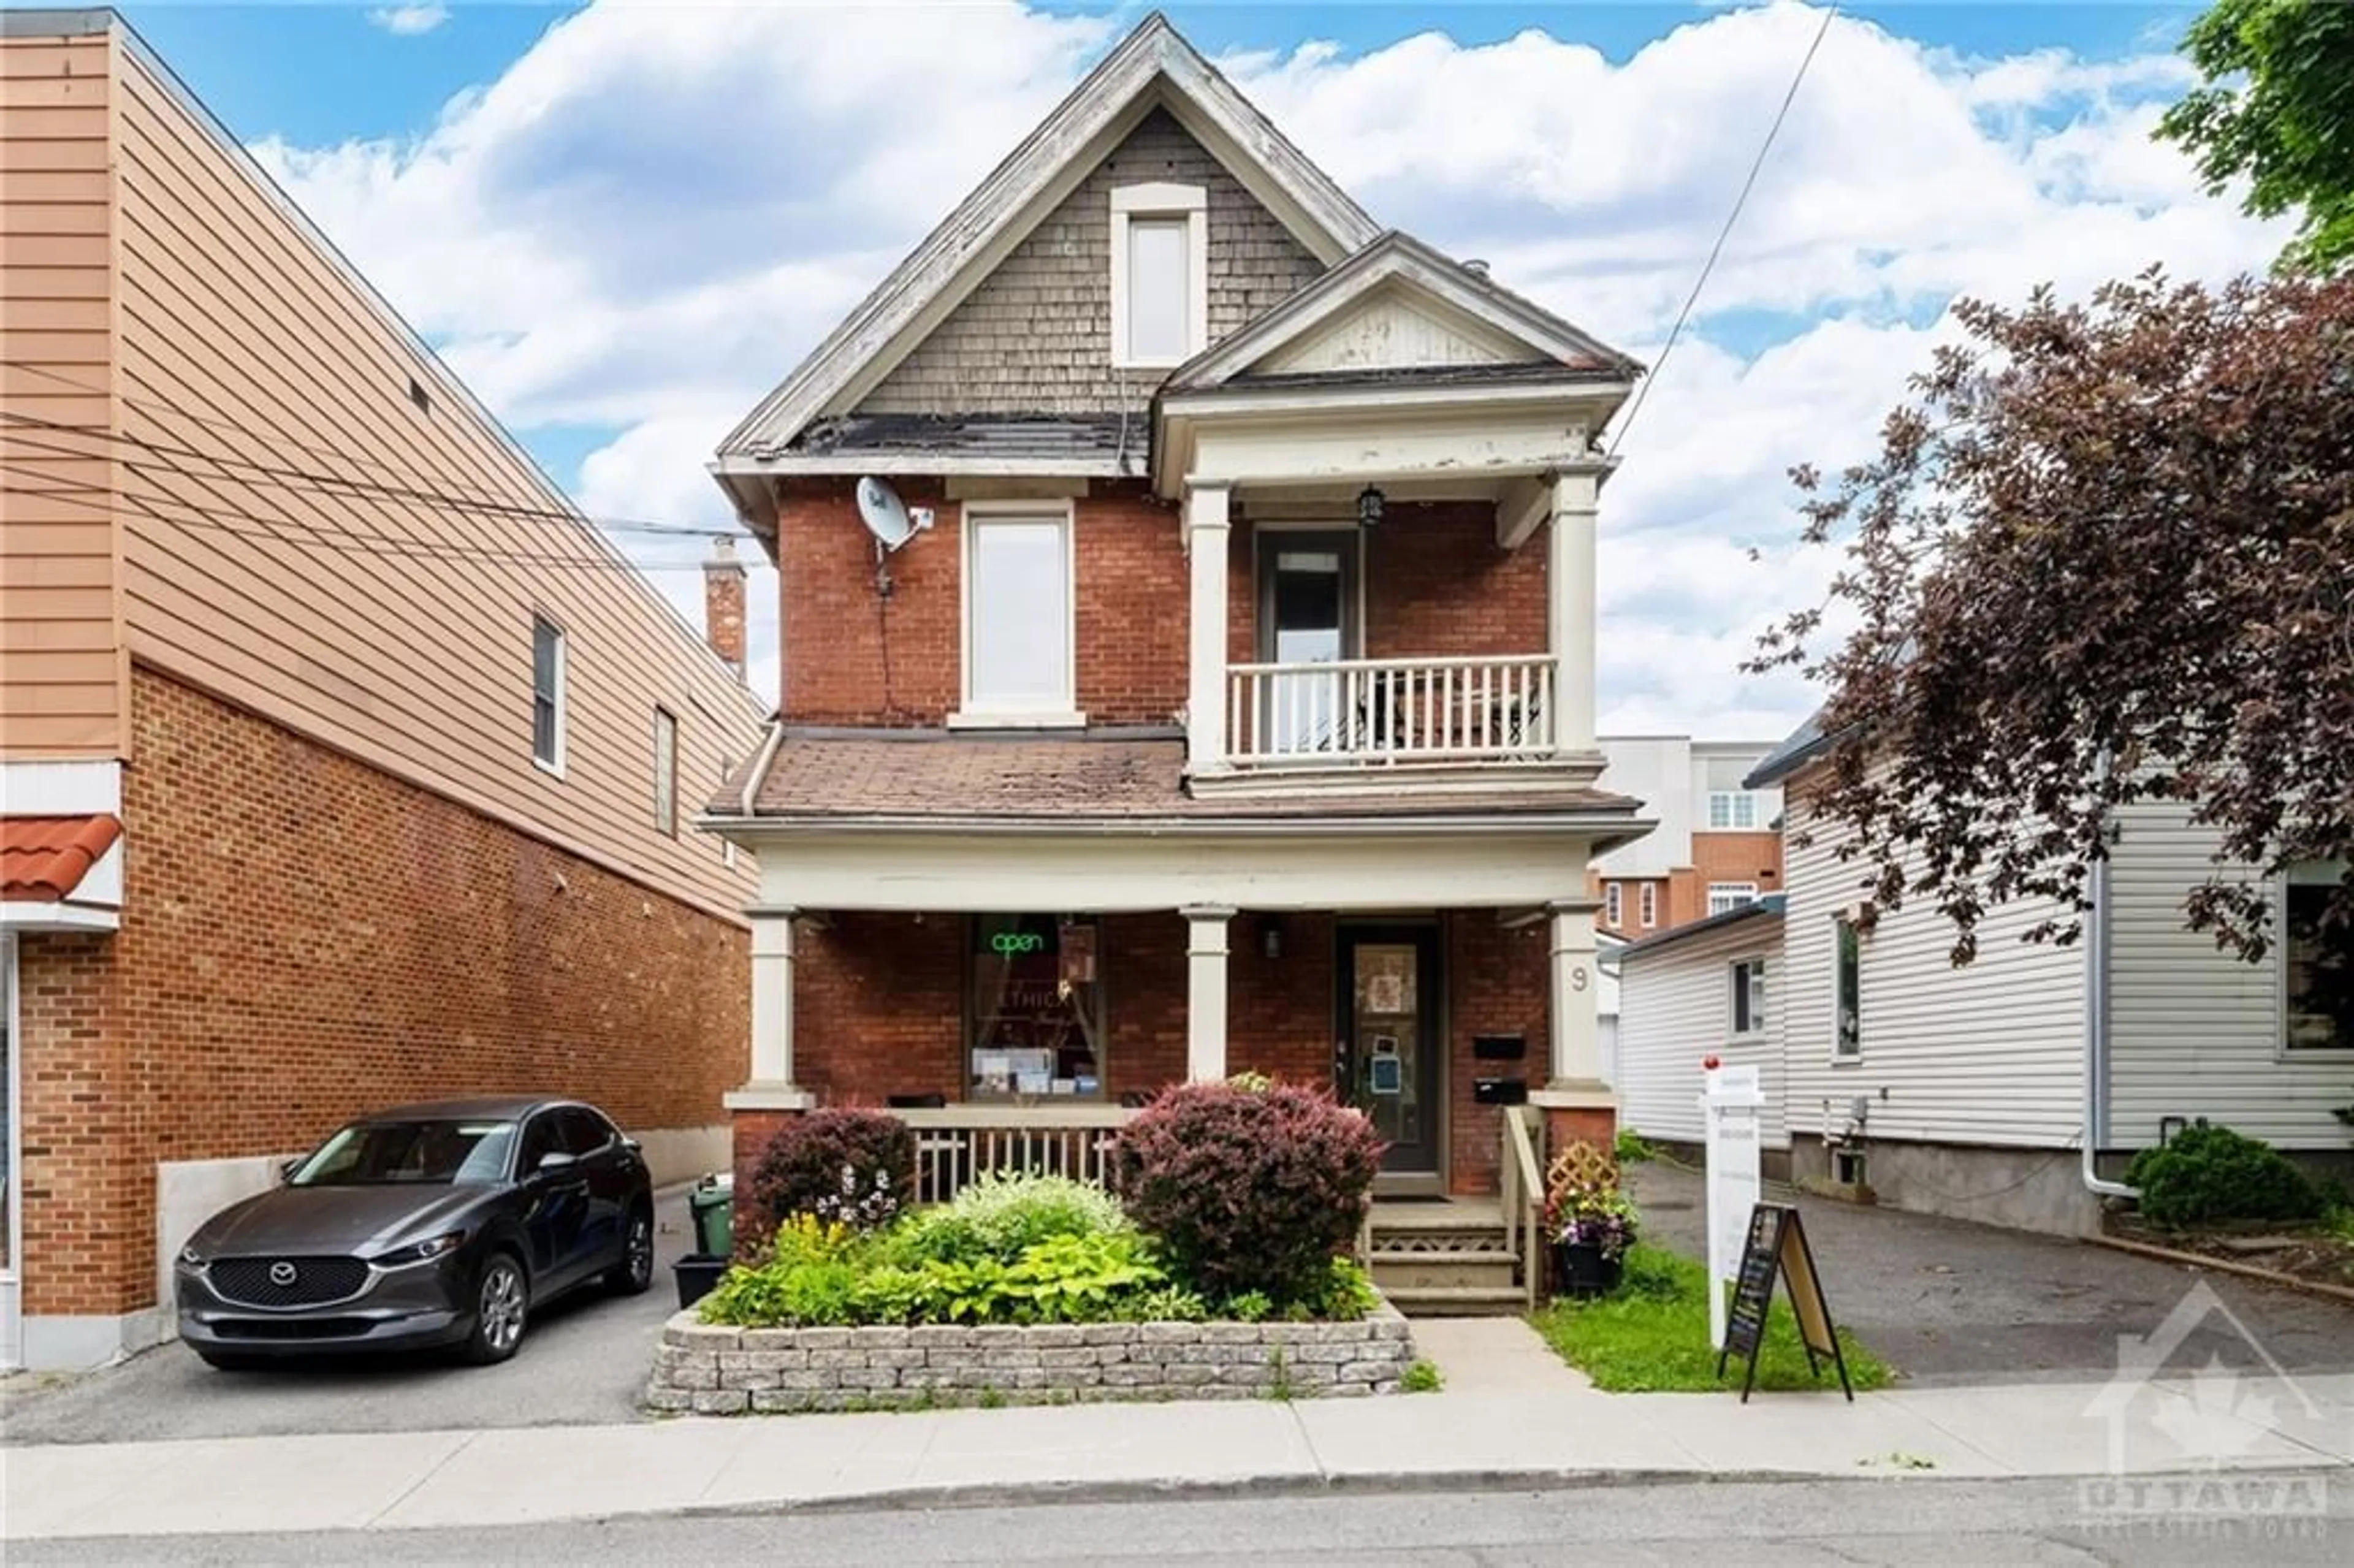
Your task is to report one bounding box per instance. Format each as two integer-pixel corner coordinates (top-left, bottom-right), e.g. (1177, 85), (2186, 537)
(997, 1232), (1165, 1323)
(899, 1172), (1133, 1265)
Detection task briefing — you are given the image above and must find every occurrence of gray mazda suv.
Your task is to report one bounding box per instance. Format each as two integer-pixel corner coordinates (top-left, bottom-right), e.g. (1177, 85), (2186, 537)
(175, 1096), (655, 1368)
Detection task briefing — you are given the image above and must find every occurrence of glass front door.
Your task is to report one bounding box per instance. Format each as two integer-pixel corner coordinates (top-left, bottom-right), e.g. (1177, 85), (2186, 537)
(1338, 927), (1442, 1186)
(1256, 531), (1359, 755)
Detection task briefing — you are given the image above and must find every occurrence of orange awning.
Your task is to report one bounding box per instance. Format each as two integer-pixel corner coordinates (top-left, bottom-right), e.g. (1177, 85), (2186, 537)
(1, 814), (121, 902)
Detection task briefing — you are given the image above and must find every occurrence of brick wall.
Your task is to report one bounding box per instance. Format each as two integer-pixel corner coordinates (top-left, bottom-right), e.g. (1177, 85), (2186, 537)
(13, 669), (749, 1317)
(857, 107), (1323, 419)
(774, 479), (1187, 728)
(1444, 911), (1551, 1196)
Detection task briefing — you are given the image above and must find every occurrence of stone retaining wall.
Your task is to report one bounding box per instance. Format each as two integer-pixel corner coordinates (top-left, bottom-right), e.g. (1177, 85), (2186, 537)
(646, 1303), (1419, 1414)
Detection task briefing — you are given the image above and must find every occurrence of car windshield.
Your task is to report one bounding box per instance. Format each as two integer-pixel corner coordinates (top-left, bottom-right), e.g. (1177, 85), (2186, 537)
(288, 1119), (517, 1187)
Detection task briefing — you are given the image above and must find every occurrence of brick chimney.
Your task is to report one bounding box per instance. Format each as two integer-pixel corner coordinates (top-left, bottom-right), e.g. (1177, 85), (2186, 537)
(703, 535), (747, 680)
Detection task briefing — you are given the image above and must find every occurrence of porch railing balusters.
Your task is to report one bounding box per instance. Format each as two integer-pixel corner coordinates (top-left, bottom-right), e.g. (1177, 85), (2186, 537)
(1221, 655), (1555, 769)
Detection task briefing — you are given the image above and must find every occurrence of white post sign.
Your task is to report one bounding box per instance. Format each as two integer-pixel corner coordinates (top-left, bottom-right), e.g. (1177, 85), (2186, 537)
(1702, 1060), (1764, 1351)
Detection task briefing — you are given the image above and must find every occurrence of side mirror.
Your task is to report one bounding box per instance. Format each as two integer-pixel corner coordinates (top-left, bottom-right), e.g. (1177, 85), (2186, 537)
(278, 1157), (302, 1183)
(535, 1150), (578, 1175)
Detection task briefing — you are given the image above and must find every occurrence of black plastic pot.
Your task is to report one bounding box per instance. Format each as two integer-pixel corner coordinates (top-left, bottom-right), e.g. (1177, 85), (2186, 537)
(672, 1254), (730, 1311)
(1552, 1240), (1624, 1300)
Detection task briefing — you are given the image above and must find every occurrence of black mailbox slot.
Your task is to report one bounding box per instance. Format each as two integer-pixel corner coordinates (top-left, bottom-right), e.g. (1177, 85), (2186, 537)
(1473, 1078), (1528, 1106)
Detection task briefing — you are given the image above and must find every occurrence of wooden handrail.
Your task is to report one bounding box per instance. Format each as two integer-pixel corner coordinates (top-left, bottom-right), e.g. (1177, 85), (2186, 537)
(1503, 1106), (1545, 1312)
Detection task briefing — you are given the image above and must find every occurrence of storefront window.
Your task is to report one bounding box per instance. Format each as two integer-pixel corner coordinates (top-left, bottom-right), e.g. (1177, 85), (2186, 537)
(969, 915), (1104, 1099)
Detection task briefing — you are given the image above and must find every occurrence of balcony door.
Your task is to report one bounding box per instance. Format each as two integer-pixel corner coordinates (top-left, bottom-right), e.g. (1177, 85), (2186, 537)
(1255, 530), (1360, 756)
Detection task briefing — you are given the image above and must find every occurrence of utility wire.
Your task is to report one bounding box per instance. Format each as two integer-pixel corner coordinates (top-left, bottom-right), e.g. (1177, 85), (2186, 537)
(1606, 2), (1838, 459)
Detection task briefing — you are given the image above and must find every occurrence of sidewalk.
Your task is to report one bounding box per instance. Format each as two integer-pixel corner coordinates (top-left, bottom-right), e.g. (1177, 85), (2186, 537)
(7, 1359), (2350, 1541)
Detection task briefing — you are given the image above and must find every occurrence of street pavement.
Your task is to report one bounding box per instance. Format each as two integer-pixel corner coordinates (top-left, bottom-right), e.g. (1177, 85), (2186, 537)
(0, 1184), (701, 1446)
(1629, 1160), (2354, 1384)
(9, 1473), (2350, 1566)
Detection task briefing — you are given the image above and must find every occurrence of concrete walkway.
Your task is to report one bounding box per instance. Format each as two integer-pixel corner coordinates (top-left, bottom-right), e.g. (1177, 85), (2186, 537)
(6, 1366), (2349, 1541)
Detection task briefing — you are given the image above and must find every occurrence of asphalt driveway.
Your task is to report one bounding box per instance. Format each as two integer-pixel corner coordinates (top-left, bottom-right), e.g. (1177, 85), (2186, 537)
(1, 1185), (701, 1445)
(1629, 1160), (2354, 1387)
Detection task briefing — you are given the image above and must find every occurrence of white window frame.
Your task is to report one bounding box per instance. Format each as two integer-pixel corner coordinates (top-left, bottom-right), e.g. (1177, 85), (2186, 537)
(1604, 882), (1623, 929)
(652, 707), (679, 837)
(1730, 956), (1769, 1038)
(1638, 881), (1658, 929)
(2280, 861), (2353, 1056)
(1707, 791), (1759, 831)
(531, 615), (566, 777)
(951, 500), (1084, 729)
(1707, 882), (1758, 916)
(1110, 183), (1208, 370)
(1832, 914), (1862, 1062)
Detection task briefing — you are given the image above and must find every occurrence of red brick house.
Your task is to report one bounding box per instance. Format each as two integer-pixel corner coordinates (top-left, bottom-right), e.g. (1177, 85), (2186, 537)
(0, 12), (763, 1368)
(701, 15), (1649, 1253)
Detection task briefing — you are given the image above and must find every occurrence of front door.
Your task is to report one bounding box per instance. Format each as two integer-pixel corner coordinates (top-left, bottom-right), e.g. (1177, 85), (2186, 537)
(1337, 926), (1443, 1192)
(1256, 531), (1360, 755)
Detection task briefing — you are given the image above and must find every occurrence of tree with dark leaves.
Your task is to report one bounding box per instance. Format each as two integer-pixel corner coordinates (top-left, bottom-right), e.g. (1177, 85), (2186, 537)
(1748, 268), (2354, 968)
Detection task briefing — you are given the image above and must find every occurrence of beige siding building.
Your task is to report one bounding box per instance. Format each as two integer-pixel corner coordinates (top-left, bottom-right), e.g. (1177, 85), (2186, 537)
(1, 10), (764, 1369)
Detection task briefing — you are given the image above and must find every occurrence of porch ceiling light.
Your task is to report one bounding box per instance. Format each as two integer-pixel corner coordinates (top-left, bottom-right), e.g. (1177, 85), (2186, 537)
(1356, 484), (1385, 528)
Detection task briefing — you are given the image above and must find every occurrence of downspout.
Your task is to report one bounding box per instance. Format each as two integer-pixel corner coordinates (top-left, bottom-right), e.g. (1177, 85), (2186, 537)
(2082, 841), (2137, 1200)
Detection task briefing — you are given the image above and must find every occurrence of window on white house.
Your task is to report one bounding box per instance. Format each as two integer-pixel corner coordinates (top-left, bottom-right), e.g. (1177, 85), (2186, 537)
(1731, 957), (1769, 1036)
(964, 510), (1075, 718)
(1707, 883), (1759, 916)
(530, 616), (565, 771)
(2284, 861), (2352, 1051)
(1834, 916), (1862, 1057)
(1111, 184), (1206, 368)
(1604, 882), (1623, 929)
(652, 707), (679, 837)
(1639, 882), (1658, 928)
(1707, 791), (1761, 830)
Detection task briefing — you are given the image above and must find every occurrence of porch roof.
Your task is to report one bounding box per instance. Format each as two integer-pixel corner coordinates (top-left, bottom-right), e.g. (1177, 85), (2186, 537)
(714, 729), (1641, 828)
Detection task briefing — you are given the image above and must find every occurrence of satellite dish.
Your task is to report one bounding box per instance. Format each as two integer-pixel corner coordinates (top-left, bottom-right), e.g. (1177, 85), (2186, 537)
(856, 477), (931, 552)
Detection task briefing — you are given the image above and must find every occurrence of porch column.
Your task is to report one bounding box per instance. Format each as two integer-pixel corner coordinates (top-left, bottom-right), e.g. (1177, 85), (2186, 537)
(723, 905), (811, 1109)
(1547, 471), (1598, 756)
(1183, 904), (1234, 1082)
(1183, 482), (1232, 776)
(1546, 899), (1604, 1090)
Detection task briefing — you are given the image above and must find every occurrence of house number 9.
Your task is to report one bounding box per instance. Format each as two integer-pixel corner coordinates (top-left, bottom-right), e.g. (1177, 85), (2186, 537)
(1571, 965), (1589, 991)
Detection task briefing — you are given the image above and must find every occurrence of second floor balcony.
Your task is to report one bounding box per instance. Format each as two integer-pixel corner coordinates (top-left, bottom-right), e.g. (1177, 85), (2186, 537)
(1227, 653), (1555, 767)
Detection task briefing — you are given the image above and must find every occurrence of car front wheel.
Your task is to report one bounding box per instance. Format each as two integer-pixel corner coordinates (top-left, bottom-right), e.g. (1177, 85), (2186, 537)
(462, 1252), (528, 1364)
(606, 1203), (654, 1296)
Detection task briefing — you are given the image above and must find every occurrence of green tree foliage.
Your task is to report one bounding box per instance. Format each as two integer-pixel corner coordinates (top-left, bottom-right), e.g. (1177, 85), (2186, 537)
(2157, 0), (2354, 273)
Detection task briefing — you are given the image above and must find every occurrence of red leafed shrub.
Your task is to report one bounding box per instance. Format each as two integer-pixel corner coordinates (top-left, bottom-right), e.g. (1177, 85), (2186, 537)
(737, 1109), (915, 1255)
(1110, 1079), (1384, 1304)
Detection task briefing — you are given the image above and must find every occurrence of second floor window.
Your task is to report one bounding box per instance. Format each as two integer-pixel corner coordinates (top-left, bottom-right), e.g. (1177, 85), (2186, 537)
(1639, 882), (1658, 928)
(964, 508), (1075, 720)
(1604, 882), (1623, 928)
(531, 615), (565, 771)
(1708, 790), (1761, 829)
(652, 707), (679, 837)
(1708, 882), (1758, 916)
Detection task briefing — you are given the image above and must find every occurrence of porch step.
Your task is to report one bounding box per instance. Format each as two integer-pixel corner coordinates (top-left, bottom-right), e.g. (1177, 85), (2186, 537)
(1383, 1284), (1532, 1318)
(1368, 1248), (1518, 1292)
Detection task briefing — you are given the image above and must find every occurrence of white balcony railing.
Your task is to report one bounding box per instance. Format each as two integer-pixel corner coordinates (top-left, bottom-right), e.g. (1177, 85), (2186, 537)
(1224, 654), (1555, 767)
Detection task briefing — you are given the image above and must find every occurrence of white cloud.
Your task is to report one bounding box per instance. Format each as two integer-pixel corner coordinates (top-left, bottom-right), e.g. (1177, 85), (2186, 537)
(367, 4), (450, 37)
(261, 0), (2290, 740)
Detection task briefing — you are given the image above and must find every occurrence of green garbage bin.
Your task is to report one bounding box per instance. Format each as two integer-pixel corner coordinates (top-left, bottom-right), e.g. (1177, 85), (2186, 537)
(688, 1174), (734, 1257)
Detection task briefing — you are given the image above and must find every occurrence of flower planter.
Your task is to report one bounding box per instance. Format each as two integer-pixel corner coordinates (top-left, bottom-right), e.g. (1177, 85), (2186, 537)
(1552, 1239), (1623, 1299)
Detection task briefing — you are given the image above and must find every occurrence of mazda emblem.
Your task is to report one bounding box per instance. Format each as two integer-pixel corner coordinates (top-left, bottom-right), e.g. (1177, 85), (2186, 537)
(269, 1260), (298, 1288)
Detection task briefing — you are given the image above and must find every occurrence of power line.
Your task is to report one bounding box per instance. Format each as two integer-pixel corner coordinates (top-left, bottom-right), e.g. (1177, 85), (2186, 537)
(1, 460), (717, 573)
(1, 360), (743, 541)
(1606, 2), (1838, 460)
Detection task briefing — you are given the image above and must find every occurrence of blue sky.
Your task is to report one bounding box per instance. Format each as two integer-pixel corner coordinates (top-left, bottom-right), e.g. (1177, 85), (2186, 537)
(64, 1), (2279, 734)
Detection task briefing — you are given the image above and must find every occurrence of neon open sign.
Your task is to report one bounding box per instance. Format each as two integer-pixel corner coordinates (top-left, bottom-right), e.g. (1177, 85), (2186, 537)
(991, 931), (1048, 955)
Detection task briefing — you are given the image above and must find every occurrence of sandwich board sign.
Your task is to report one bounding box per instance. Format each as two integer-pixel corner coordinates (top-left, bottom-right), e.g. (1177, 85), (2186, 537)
(1716, 1202), (1854, 1403)
(1702, 1061), (1763, 1351)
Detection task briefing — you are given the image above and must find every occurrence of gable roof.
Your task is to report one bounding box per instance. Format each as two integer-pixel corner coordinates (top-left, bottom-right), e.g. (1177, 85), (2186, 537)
(1160, 231), (1642, 396)
(717, 13), (1381, 464)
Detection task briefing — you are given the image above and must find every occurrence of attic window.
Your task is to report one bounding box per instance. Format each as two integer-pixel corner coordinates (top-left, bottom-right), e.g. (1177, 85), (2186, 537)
(407, 376), (431, 415)
(1110, 183), (1206, 368)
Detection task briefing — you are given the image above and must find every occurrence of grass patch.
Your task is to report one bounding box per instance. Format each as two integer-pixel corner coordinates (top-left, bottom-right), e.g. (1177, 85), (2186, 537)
(1400, 1359), (1444, 1393)
(1529, 1246), (1893, 1394)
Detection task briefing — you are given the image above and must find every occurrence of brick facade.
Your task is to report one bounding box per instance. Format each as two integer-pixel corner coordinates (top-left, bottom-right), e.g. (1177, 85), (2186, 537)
(1594, 830), (1785, 940)
(857, 108), (1324, 420)
(13, 669), (748, 1317)
(753, 907), (1544, 1197)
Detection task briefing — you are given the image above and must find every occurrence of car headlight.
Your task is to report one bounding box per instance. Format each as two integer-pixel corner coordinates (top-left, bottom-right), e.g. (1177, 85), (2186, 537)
(372, 1231), (466, 1269)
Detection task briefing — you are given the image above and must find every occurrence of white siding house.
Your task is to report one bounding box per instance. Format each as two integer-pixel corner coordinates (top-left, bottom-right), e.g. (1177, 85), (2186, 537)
(1617, 899), (1788, 1152)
